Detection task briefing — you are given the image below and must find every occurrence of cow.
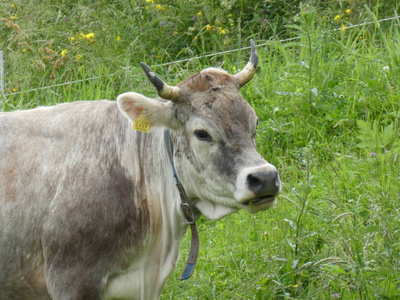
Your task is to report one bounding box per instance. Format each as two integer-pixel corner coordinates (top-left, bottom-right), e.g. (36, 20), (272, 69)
(0, 40), (280, 299)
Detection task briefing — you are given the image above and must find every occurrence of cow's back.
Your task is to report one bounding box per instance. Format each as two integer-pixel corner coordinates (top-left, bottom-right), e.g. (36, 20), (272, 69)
(0, 101), (150, 299)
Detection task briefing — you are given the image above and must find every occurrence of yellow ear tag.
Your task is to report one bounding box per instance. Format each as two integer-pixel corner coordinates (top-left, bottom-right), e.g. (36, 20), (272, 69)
(132, 112), (150, 133)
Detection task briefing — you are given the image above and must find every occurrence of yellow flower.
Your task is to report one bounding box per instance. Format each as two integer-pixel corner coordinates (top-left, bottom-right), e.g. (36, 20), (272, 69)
(10, 15), (16, 20)
(12, 88), (17, 92)
(60, 49), (68, 56)
(11, 3), (16, 8)
(194, 36), (198, 40)
(346, 9), (351, 14)
(145, 6), (150, 10)
(228, 13), (233, 18)
(145, 0), (154, 2)
(334, 15), (341, 22)
(205, 24), (211, 30)
(76, 54), (83, 60)
(85, 33), (95, 39)
(219, 27), (226, 34)
(69, 37), (75, 41)
(201, 1), (205, 5)
(232, 66), (236, 71)
(22, 48), (27, 53)
(197, 12), (202, 16)
(341, 24), (347, 31)
(155, 4), (162, 10)
(116, 35), (121, 41)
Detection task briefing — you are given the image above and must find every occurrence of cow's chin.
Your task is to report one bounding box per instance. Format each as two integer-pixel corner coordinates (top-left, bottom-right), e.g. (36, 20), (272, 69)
(194, 197), (277, 220)
(194, 200), (238, 221)
(242, 197), (277, 213)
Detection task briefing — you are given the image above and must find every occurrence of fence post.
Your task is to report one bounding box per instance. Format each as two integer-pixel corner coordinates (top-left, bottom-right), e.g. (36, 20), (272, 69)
(0, 50), (4, 111)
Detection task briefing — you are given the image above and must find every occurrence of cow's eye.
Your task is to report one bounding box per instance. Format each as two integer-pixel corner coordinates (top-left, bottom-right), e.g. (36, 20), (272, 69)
(194, 130), (212, 142)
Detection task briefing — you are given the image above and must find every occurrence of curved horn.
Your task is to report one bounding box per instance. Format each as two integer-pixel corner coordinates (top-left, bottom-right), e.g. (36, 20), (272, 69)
(234, 39), (258, 88)
(140, 62), (180, 101)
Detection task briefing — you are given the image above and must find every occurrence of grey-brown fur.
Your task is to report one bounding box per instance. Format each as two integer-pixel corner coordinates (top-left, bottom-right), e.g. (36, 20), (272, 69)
(0, 101), (150, 299)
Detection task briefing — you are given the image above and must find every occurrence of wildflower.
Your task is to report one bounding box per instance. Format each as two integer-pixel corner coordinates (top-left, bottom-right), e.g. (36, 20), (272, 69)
(219, 27), (226, 34)
(145, 6), (150, 10)
(69, 37), (75, 41)
(60, 49), (68, 56)
(228, 13), (233, 18)
(197, 12), (202, 16)
(76, 54), (83, 60)
(10, 15), (16, 20)
(370, 152), (377, 157)
(334, 15), (341, 22)
(116, 35), (121, 41)
(201, 1), (205, 5)
(22, 48), (27, 53)
(346, 9), (351, 14)
(194, 36), (198, 40)
(232, 66), (236, 71)
(383, 66), (390, 72)
(341, 24), (346, 31)
(145, 0), (154, 2)
(155, 4), (162, 10)
(11, 3), (16, 8)
(159, 21), (163, 28)
(205, 24), (211, 30)
(85, 33), (95, 39)
(12, 88), (17, 92)
(332, 293), (340, 299)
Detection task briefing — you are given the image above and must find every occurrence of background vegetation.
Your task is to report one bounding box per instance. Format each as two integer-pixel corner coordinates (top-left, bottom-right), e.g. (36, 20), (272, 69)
(1, 0), (399, 299)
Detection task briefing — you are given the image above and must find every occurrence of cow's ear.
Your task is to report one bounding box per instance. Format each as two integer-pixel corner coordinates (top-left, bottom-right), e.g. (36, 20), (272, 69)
(117, 92), (179, 129)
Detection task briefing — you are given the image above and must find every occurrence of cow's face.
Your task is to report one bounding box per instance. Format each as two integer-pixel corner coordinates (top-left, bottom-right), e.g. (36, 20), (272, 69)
(118, 40), (280, 220)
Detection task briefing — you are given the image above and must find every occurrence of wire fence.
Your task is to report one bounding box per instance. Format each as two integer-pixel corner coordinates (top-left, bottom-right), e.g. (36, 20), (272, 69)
(1, 14), (399, 99)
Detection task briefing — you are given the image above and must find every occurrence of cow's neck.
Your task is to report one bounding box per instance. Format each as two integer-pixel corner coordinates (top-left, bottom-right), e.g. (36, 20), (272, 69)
(103, 127), (189, 299)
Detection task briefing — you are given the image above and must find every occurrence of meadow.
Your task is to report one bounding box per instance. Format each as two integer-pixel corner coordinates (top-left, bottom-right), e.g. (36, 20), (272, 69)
(1, 0), (399, 299)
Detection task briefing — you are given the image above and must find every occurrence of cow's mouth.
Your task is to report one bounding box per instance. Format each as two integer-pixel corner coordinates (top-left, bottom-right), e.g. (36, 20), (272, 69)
(243, 196), (276, 206)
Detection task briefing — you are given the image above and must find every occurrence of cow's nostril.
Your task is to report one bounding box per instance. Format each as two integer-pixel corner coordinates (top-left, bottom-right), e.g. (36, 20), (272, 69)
(246, 173), (266, 193)
(246, 170), (280, 195)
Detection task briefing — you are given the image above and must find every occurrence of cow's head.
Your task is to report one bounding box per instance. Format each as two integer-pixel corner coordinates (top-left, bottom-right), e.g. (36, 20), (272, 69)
(118, 40), (280, 220)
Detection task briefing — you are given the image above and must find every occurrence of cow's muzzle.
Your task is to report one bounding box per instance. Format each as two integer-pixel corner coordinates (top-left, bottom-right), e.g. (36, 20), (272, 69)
(246, 169), (280, 198)
(235, 164), (281, 208)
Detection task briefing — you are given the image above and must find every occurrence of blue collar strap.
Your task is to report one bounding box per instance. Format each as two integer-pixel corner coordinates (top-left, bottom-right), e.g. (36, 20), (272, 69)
(164, 129), (199, 280)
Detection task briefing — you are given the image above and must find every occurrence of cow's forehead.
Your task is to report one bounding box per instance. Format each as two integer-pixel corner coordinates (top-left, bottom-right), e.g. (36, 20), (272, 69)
(177, 69), (257, 135)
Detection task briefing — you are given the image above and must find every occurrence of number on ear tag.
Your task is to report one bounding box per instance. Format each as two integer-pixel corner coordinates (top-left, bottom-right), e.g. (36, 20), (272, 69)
(133, 112), (150, 133)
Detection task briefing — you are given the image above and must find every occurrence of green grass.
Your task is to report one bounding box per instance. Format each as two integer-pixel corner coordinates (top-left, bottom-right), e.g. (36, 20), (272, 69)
(1, 1), (400, 299)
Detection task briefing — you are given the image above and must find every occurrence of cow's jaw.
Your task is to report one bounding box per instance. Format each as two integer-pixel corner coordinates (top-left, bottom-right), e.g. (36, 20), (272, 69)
(194, 199), (238, 220)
